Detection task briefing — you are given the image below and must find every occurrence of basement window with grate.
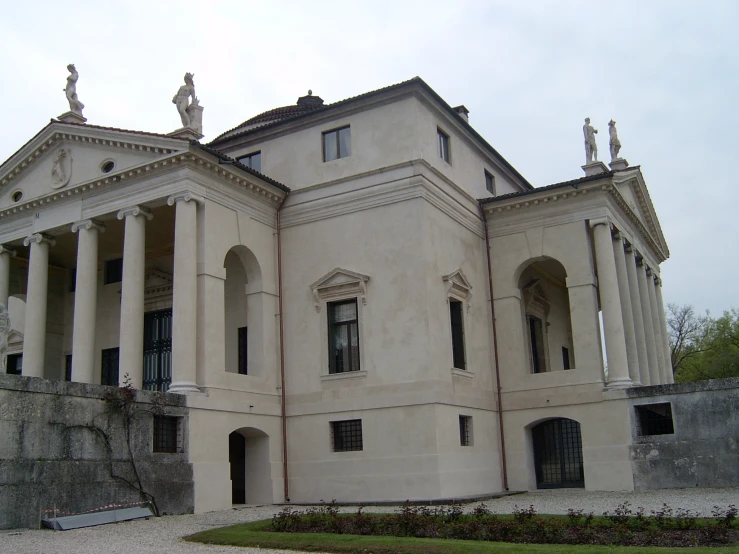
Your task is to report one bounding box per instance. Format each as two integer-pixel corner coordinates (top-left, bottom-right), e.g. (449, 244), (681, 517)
(635, 403), (675, 436)
(153, 416), (182, 453)
(331, 419), (363, 452)
(459, 415), (473, 446)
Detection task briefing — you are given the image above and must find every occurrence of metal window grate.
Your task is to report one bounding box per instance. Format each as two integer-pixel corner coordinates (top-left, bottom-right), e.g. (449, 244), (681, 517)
(635, 403), (674, 436)
(532, 418), (584, 489)
(153, 416), (179, 453)
(331, 419), (363, 452)
(143, 309), (172, 392)
(459, 415), (472, 446)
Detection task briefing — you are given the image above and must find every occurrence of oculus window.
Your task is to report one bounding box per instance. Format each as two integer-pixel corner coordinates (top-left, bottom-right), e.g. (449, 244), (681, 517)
(323, 126), (351, 161)
(328, 299), (360, 373)
(237, 151), (262, 173)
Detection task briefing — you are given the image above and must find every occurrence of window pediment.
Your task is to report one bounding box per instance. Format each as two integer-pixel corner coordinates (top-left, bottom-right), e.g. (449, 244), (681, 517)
(310, 268), (369, 312)
(442, 268), (472, 309)
(522, 279), (550, 317)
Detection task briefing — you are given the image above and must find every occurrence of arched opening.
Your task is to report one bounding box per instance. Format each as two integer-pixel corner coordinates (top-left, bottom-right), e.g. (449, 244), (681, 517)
(228, 427), (271, 504)
(531, 418), (584, 489)
(517, 258), (575, 373)
(223, 246), (262, 375)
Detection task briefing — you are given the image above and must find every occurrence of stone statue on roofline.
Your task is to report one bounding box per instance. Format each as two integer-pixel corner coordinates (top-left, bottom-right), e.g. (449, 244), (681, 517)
(172, 72), (203, 136)
(583, 117), (598, 164)
(608, 119), (622, 161)
(64, 64), (85, 116)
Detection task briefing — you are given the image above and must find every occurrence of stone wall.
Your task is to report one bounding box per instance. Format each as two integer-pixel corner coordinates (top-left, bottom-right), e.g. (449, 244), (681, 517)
(628, 377), (739, 489)
(0, 374), (193, 529)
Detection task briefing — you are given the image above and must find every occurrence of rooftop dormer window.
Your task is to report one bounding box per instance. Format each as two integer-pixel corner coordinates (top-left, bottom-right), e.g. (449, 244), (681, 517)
(323, 126), (351, 162)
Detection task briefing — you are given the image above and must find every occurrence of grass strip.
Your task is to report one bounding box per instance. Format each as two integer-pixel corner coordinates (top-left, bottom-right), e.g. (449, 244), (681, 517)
(185, 519), (739, 554)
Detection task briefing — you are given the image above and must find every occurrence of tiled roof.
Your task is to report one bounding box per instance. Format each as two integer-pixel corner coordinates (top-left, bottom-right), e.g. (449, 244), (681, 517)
(478, 171), (613, 204)
(191, 142), (290, 193)
(208, 77), (532, 190)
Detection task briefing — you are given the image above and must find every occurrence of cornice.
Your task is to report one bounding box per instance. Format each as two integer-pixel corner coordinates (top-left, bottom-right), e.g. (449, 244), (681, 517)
(0, 148), (285, 225)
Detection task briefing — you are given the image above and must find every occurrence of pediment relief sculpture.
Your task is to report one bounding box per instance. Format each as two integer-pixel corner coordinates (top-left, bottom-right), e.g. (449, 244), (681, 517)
(310, 268), (370, 312)
(523, 279), (550, 317)
(51, 148), (72, 189)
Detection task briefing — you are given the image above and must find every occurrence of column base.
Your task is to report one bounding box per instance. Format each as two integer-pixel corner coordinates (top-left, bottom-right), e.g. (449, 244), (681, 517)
(582, 161), (610, 176)
(606, 377), (633, 389)
(168, 381), (201, 394)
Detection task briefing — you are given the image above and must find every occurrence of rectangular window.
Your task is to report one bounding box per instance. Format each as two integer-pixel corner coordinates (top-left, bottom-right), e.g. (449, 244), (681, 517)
(101, 347), (120, 386)
(328, 299), (360, 373)
(238, 326), (248, 375)
(562, 347), (571, 370)
(143, 309), (173, 392)
(69, 268), (77, 293)
(529, 316), (546, 373)
(459, 415), (473, 446)
(331, 419), (363, 452)
(485, 170), (496, 195)
(635, 403), (675, 436)
(104, 258), (123, 285)
(237, 151), (261, 173)
(65, 354), (73, 381)
(6, 354), (22, 375)
(438, 128), (450, 163)
(153, 415), (180, 453)
(449, 299), (466, 370)
(323, 126), (351, 162)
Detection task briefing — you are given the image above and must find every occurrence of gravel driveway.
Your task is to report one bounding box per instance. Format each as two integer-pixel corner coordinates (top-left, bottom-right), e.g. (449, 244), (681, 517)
(2, 488), (737, 554)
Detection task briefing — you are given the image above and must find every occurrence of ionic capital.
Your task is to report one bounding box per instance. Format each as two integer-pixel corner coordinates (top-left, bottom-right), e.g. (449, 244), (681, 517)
(167, 191), (204, 207)
(0, 244), (17, 257)
(71, 219), (106, 234)
(117, 205), (153, 221)
(589, 216), (612, 229)
(23, 233), (56, 247)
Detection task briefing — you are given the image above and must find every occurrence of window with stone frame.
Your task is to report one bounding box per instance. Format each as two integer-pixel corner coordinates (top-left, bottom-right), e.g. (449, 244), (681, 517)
(459, 415), (473, 446)
(485, 170), (496, 195)
(153, 415), (182, 453)
(438, 128), (451, 163)
(104, 257), (123, 285)
(635, 403), (675, 436)
(6, 353), (22, 375)
(328, 299), (360, 373)
(331, 419), (363, 452)
(449, 299), (466, 370)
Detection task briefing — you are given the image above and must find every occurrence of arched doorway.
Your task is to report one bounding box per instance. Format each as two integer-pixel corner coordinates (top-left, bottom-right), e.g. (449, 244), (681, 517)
(532, 418), (584, 489)
(228, 427), (272, 504)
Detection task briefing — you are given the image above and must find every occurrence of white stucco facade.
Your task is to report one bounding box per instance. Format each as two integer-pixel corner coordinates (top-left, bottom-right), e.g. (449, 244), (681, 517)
(0, 77), (674, 511)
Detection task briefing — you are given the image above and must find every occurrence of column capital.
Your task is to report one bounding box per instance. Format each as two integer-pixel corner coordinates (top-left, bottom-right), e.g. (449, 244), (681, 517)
(167, 191), (204, 207)
(589, 216), (612, 229)
(71, 219), (106, 234)
(117, 205), (153, 221)
(23, 233), (55, 247)
(0, 244), (16, 257)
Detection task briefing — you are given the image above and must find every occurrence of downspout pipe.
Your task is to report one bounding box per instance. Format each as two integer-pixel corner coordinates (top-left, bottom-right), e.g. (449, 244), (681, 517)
(277, 192), (290, 502)
(480, 202), (509, 491)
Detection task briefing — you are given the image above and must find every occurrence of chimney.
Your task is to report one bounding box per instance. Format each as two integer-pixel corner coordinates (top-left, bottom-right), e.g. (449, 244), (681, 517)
(453, 105), (469, 123)
(297, 89), (324, 108)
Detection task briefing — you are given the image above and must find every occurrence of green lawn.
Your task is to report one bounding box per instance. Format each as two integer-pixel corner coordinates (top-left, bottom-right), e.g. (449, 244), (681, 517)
(185, 519), (739, 553)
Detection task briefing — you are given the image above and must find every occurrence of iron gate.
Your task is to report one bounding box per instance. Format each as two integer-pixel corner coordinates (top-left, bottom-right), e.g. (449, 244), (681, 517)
(532, 418), (584, 489)
(143, 309), (172, 392)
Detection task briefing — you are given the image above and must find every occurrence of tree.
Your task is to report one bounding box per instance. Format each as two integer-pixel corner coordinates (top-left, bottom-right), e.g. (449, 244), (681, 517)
(667, 304), (739, 382)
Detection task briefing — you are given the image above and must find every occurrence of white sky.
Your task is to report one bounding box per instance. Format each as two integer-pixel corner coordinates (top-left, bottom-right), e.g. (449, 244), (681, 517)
(1, 0), (737, 314)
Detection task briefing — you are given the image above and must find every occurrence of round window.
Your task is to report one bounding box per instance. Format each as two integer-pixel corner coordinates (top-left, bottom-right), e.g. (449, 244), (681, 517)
(101, 160), (116, 173)
(12, 191), (22, 202)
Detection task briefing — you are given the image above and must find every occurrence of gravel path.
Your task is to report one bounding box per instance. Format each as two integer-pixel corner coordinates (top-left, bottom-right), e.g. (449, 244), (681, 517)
(1, 488), (737, 554)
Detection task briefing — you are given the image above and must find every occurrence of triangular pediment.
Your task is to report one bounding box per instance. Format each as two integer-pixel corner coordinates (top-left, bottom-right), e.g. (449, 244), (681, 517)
(310, 268), (370, 311)
(145, 268), (173, 291)
(0, 121), (188, 210)
(613, 170), (669, 259)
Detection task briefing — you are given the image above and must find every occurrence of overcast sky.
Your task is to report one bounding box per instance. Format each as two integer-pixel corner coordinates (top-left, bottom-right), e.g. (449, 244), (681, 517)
(1, 0), (736, 314)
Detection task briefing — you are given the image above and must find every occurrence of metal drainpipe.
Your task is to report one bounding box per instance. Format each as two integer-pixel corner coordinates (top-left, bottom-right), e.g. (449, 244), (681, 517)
(277, 192), (290, 502)
(480, 202), (509, 491)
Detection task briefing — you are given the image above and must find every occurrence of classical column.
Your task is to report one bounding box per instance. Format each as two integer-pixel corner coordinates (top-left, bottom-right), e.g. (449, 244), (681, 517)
(70, 220), (104, 384)
(22, 233), (56, 378)
(167, 192), (203, 394)
(0, 245), (17, 308)
(625, 245), (651, 385)
(637, 259), (661, 385)
(647, 269), (667, 384)
(612, 233), (641, 385)
(654, 278), (674, 384)
(117, 206), (152, 388)
(590, 218), (631, 387)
